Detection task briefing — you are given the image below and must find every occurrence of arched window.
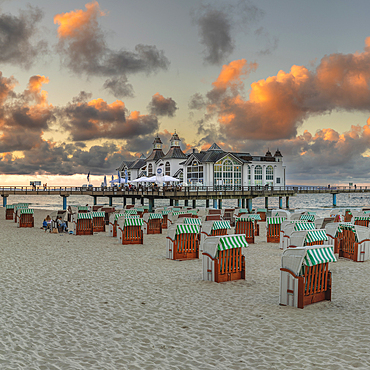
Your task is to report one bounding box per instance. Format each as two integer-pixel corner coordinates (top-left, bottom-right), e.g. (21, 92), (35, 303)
(148, 163), (153, 176)
(213, 156), (242, 188)
(247, 165), (251, 185)
(165, 161), (170, 176)
(187, 160), (204, 184)
(255, 165), (262, 185)
(266, 166), (273, 185)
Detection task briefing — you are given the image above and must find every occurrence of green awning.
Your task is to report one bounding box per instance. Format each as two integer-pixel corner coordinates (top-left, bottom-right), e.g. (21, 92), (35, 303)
(124, 209), (138, 214)
(212, 221), (231, 230)
(173, 211), (189, 216)
(6, 205), (14, 209)
(237, 208), (249, 214)
(19, 208), (34, 214)
(303, 247), (336, 267)
(267, 217), (285, 225)
(294, 222), (315, 231)
(149, 213), (163, 220)
(184, 218), (202, 225)
(124, 218), (143, 227)
(175, 224), (200, 235)
(354, 217), (370, 221)
(16, 203), (29, 207)
(77, 213), (92, 219)
(136, 208), (144, 213)
(256, 208), (267, 213)
(305, 230), (328, 244)
(161, 210), (171, 215)
(217, 235), (248, 251)
(91, 212), (105, 218)
(78, 206), (89, 211)
(172, 208), (181, 212)
(300, 214), (315, 221)
(114, 213), (125, 220)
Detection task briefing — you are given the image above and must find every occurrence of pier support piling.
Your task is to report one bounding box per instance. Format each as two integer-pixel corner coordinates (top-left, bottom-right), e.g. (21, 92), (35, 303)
(242, 199), (246, 208)
(109, 197), (113, 207)
(141, 198), (144, 206)
(286, 196), (290, 209)
(192, 199), (196, 209)
(131, 197), (135, 205)
(213, 199), (218, 209)
(170, 199), (174, 206)
(184, 200), (188, 207)
(218, 199), (222, 210)
(123, 197), (126, 207)
(333, 193), (337, 207)
(279, 197), (283, 209)
(247, 199), (252, 213)
(93, 196), (97, 206)
(238, 199), (242, 207)
(62, 195), (68, 210)
(2, 195), (8, 207)
(206, 199), (209, 208)
(174, 200), (179, 207)
(265, 197), (268, 209)
(149, 198), (154, 212)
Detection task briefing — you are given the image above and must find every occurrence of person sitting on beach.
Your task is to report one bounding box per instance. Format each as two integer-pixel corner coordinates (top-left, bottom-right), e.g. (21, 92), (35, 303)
(46, 215), (52, 231)
(57, 217), (67, 232)
(42, 219), (48, 232)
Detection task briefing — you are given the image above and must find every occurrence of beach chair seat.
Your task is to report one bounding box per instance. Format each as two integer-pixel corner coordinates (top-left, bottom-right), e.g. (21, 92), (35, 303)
(166, 224), (200, 260)
(266, 217), (286, 243)
(92, 212), (106, 232)
(73, 213), (93, 235)
(118, 217), (143, 245)
(354, 216), (370, 227)
(280, 245), (336, 309)
(143, 213), (163, 234)
(202, 234), (248, 283)
(337, 224), (370, 262)
(5, 205), (14, 220)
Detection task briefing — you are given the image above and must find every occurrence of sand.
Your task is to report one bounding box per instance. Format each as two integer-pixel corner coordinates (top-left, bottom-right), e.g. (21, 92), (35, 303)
(1, 209), (370, 369)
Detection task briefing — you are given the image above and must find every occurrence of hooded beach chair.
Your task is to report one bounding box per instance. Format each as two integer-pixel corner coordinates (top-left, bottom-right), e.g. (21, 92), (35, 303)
(91, 211), (106, 232)
(5, 204), (14, 220)
(166, 224), (200, 260)
(271, 209), (290, 220)
(202, 234), (248, 283)
(14, 204), (29, 223)
(73, 213), (93, 235)
(160, 209), (171, 229)
(234, 216), (258, 243)
(279, 245), (336, 309)
(281, 222), (316, 250)
(255, 208), (267, 221)
(143, 212), (163, 234)
(200, 220), (231, 251)
(109, 213), (125, 237)
(117, 217), (143, 245)
(353, 216), (370, 227)
(266, 217), (286, 243)
(222, 208), (235, 226)
(300, 214), (316, 222)
(78, 206), (90, 213)
(288, 229), (328, 249)
(17, 208), (34, 228)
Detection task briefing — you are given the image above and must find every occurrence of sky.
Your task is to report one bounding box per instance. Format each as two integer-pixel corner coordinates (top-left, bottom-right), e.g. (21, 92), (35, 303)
(1, 0), (370, 186)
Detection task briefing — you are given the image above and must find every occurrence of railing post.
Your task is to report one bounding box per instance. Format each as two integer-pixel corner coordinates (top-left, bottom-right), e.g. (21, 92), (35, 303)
(265, 197), (268, 209)
(184, 199), (188, 207)
(93, 196), (97, 205)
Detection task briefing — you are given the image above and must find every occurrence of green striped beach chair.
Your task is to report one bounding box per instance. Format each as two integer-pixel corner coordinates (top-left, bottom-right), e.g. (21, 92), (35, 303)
(280, 245), (336, 308)
(117, 217), (143, 245)
(17, 208), (34, 228)
(143, 213), (163, 234)
(166, 224), (200, 260)
(202, 234), (248, 283)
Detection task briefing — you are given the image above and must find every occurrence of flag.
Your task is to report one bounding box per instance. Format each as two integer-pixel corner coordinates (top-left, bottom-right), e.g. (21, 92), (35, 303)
(87, 171), (90, 182)
(125, 170), (128, 184)
(118, 171), (121, 184)
(103, 175), (107, 187)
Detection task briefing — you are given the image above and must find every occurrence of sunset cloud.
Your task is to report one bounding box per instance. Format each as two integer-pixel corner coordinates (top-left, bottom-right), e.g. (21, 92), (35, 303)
(54, 1), (170, 96)
(147, 93), (178, 117)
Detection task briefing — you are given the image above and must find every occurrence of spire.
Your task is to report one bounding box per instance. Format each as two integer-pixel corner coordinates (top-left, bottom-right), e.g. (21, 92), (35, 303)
(170, 131), (181, 147)
(153, 134), (163, 149)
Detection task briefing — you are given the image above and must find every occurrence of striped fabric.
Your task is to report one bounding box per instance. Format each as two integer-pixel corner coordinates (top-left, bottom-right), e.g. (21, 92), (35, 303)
(300, 214), (315, 221)
(217, 235), (248, 251)
(6, 205), (15, 209)
(124, 209), (138, 215)
(354, 216), (370, 221)
(235, 217), (254, 224)
(256, 208), (267, 213)
(188, 209), (198, 215)
(172, 211), (188, 216)
(172, 208), (181, 212)
(212, 221), (231, 230)
(161, 210), (171, 215)
(114, 213), (125, 220)
(184, 218), (202, 225)
(78, 206), (89, 211)
(294, 222), (315, 231)
(136, 208), (144, 213)
(126, 215), (140, 219)
(267, 217), (285, 225)
(339, 223), (358, 241)
(303, 247), (336, 267)
(16, 203), (29, 207)
(305, 230), (328, 244)
(175, 224), (200, 235)
(77, 213), (92, 219)
(91, 212), (105, 218)
(244, 214), (261, 220)
(19, 208), (34, 214)
(237, 209), (249, 214)
(124, 218), (143, 227)
(15, 205), (29, 210)
(149, 213), (163, 220)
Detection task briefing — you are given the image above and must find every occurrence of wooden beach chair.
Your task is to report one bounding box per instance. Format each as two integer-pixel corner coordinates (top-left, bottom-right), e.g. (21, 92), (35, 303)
(279, 245), (336, 309)
(73, 213), (93, 235)
(202, 234), (248, 283)
(109, 213), (125, 237)
(337, 224), (370, 262)
(5, 204), (14, 220)
(14, 204), (29, 223)
(17, 208), (34, 228)
(117, 217), (143, 245)
(234, 216), (257, 243)
(78, 206), (90, 213)
(271, 210), (291, 220)
(208, 209), (222, 216)
(222, 208), (235, 226)
(143, 213), (163, 234)
(166, 224), (200, 260)
(266, 217), (286, 243)
(200, 220), (231, 251)
(281, 222), (316, 250)
(92, 211), (106, 232)
(100, 207), (115, 225)
(160, 209), (170, 229)
(288, 229), (328, 248)
(255, 208), (267, 221)
(354, 216), (370, 227)
(344, 210), (353, 223)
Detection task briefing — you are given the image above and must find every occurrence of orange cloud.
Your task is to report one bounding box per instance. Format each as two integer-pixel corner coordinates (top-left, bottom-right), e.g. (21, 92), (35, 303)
(54, 1), (105, 39)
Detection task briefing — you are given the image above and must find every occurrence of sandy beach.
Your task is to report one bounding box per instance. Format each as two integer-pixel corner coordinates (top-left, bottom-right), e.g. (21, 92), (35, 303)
(1, 209), (370, 369)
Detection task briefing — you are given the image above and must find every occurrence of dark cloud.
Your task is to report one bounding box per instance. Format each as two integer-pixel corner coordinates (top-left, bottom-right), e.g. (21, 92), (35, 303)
(254, 27), (278, 56)
(103, 76), (134, 98)
(192, 0), (264, 65)
(0, 5), (48, 68)
(54, 2), (170, 94)
(58, 95), (158, 141)
(188, 93), (206, 110)
(147, 93), (178, 117)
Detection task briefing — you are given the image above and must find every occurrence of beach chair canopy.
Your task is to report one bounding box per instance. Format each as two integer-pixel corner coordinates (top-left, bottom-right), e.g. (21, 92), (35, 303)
(289, 229), (328, 248)
(5, 205), (15, 209)
(143, 212), (163, 221)
(281, 245), (336, 276)
(183, 218), (202, 226)
(91, 211), (105, 218)
(300, 214), (315, 222)
(354, 216), (370, 221)
(167, 224), (200, 240)
(124, 218), (143, 227)
(19, 208), (34, 215)
(236, 214), (261, 221)
(78, 206), (89, 211)
(271, 210), (290, 219)
(77, 213), (92, 219)
(267, 217), (286, 225)
(237, 208), (249, 214)
(201, 220), (231, 234)
(203, 234), (249, 259)
(256, 208), (267, 213)
(124, 209), (138, 215)
(294, 222), (315, 231)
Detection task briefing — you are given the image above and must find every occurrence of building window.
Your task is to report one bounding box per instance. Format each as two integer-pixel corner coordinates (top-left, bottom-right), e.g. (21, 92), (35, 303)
(187, 161), (203, 184)
(276, 177), (280, 184)
(148, 163), (153, 176)
(255, 165), (262, 185)
(266, 165), (273, 185)
(247, 165), (251, 185)
(213, 156), (242, 187)
(128, 172), (131, 181)
(165, 162), (170, 176)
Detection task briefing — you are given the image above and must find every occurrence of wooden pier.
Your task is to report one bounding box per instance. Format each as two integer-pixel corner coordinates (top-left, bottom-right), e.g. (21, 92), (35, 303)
(1, 185), (368, 211)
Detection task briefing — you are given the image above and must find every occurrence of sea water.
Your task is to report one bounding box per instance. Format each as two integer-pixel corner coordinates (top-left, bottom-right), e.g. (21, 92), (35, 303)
(4, 192), (370, 218)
